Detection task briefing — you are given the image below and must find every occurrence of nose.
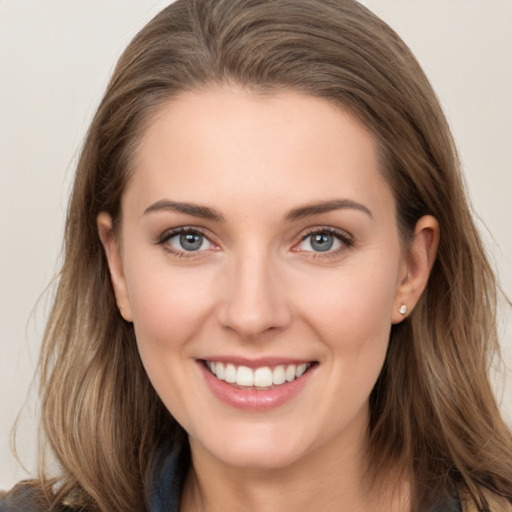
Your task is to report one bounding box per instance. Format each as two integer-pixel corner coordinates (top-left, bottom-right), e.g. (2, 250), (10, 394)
(216, 251), (292, 339)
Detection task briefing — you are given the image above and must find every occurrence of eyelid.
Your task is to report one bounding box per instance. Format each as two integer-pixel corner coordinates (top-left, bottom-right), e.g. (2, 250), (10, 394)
(157, 225), (208, 243)
(155, 225), (354, 259)
(157, 226), (219, 258)
(292, 226), (355, 255)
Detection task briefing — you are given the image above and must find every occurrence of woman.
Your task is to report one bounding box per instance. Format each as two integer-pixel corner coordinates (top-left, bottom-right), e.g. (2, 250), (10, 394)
(1, 0), (511, 511)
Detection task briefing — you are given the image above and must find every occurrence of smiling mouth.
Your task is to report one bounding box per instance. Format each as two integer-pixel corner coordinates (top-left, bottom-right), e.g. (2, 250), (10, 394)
(203, 361), (314, 389)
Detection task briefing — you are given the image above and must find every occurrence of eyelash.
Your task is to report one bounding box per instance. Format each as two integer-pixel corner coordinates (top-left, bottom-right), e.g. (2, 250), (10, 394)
(157, 227), (216, 259)
(293, 227), (355, 258)
(156, 226), (355, 259)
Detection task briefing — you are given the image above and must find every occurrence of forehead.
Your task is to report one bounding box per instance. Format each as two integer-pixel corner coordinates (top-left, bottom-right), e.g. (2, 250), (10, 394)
(124, 86), (393, 219)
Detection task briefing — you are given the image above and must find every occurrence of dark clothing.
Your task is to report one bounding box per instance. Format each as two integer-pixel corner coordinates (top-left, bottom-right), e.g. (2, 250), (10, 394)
(148, 439), (189, 512)
(0, 484), (75, 512)
(0, 443), (465, 511)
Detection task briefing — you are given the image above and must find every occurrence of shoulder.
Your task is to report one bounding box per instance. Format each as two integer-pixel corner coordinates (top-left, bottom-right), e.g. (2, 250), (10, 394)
(0, 482), (77, 512)
(460, 490), (512, 512)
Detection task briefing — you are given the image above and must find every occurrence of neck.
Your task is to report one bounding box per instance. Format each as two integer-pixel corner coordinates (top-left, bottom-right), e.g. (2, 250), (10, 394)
(180, 424), (409, 512)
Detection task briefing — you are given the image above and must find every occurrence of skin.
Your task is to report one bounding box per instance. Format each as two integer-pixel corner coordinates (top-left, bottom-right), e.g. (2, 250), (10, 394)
(98, 87), (439, 512)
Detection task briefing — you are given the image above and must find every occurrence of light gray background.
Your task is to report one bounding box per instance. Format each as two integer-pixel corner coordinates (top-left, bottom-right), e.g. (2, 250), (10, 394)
(1, 1), (511, 488)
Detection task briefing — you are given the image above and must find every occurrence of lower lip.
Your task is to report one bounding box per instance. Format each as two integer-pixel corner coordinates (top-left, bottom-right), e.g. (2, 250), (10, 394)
(199, 362), (315, 411)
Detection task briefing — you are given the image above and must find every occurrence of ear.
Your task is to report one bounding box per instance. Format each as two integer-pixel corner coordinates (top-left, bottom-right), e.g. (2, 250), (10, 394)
(97, 212), (133, 322)
(391, 215), (440, 324)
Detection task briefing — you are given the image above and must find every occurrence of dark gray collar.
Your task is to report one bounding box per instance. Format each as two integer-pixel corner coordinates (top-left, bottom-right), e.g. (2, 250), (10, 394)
(148, 441), (463, 512)
(149, 440), (190, 512)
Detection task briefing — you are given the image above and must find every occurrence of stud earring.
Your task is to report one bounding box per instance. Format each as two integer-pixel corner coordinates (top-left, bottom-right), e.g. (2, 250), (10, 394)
(398, 304), (408, 315)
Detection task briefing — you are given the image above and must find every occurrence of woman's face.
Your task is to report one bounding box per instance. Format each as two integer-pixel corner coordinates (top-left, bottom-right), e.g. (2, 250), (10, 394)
(99, 87), (434, 471)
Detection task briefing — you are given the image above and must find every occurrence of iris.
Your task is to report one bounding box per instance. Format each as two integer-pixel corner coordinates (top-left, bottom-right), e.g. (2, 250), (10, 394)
(310, 233), (334, 252)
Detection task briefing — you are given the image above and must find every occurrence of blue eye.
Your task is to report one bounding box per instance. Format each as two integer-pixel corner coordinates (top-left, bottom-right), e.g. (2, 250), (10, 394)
(296, 229), (352, 254)
(160, 228), (213, 254)
(309, 233), (335, 252)
(177, 232), (206, 251)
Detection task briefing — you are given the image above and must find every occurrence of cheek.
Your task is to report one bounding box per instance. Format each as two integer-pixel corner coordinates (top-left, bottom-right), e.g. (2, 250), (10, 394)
(124, 263), (218, 421)
(125, 262), (215, 357)
(294, 254), (400, 365)
(304, 262), (398, 326)
(314, 266), (398, 411)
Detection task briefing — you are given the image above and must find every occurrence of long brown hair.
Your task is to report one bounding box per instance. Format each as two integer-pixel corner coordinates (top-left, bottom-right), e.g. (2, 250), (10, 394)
(32, 0), (511, 510)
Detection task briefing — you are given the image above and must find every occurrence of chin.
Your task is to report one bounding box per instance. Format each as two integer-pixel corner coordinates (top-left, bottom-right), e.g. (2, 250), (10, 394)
(190, 425), (314, 471)
(213, 445), (307, 471)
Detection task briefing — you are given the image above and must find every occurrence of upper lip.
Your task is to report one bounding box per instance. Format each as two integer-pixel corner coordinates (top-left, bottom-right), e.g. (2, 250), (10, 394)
(199, 356), (316, 369)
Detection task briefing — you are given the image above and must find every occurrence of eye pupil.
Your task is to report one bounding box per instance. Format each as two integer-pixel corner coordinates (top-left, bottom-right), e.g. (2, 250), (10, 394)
(180, 233), (203, 251)
(311, 233), (334, 252)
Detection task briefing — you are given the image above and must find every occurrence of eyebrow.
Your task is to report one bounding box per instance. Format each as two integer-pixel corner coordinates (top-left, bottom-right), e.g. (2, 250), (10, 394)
(285, 199), (374, 221)
(143, 200), (225, 222)
(142, 198), (373, 223)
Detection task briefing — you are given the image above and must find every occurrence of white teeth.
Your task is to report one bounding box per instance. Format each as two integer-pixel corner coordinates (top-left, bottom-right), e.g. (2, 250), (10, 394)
(206, 361), (311, 388)
(272, 365), (286, 385)
(285, 365), (296, 382)
(236, 366), (254, 386)
(296, 364), (308, 378)
(254, 367), (273, 387)
(216, 362), (225, 380)
(224, 363), (237, 383)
